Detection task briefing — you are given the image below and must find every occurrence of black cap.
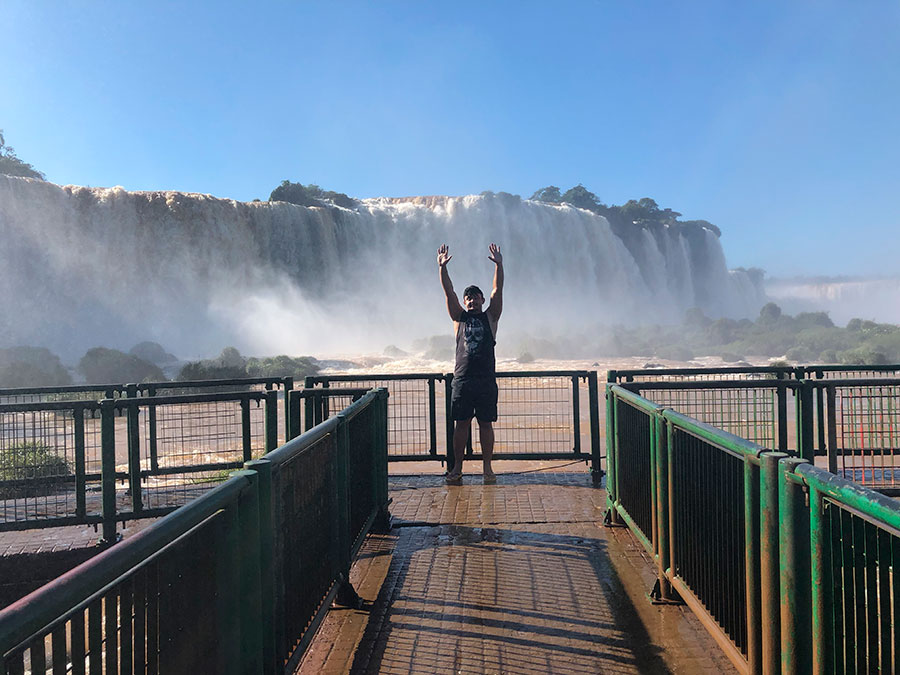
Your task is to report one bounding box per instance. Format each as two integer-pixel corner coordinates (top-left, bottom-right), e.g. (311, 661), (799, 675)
(463, 285), (484, 299)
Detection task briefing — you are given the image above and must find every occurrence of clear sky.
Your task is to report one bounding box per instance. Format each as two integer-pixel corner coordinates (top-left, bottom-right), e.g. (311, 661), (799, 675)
(2, 1), (899, 277)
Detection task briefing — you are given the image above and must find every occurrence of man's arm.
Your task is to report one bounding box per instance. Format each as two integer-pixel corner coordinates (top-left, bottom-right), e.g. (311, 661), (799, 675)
(438, 244), (464, 321)
(487, 243), (503, 321)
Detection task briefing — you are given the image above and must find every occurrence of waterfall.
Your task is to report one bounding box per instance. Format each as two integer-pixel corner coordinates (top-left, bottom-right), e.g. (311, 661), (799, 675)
(0, 176), (766, 360)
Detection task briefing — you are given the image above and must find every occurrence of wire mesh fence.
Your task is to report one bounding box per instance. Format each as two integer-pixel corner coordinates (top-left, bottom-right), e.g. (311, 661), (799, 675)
(0, 403), (102, 527)
(827, 382), (900, 489)
(623, 381), (788, 450)
(305, 375), (442, 459)
(136, 398), (266, 511)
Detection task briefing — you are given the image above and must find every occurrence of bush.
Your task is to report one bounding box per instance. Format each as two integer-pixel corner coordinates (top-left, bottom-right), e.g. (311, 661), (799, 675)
(0, 442), (71, 499)
(177, 347), (247, 381)
(0, 347), (72, 387)
(78, 347), (165, 384)
(246, 355), (319, 379)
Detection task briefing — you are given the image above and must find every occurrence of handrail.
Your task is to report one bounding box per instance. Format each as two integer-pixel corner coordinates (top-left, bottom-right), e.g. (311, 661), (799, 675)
(0, 473), (253, 654)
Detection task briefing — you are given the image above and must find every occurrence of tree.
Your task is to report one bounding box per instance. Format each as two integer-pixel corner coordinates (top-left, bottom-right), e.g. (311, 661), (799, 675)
(269, 180), (357, 208)
(78, 347), (165, 384)
(530, 186), (562, 203)
(758, 302), (782, 323)
(0, 130), (45, 180)
(560, 185), (603, 212)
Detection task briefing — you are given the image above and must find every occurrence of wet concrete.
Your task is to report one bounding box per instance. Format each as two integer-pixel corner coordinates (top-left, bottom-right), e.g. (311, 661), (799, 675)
(299, 472), (737, 674)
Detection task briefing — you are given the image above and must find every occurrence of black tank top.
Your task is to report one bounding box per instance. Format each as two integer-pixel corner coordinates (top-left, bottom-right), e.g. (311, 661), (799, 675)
(454, 311), (495, 379)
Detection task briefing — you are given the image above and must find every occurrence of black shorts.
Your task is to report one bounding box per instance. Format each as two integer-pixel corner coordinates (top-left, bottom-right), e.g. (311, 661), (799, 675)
(451, 377), (498, 422)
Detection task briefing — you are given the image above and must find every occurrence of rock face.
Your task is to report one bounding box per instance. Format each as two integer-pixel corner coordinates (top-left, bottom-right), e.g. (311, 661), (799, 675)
(0, 176), (766, 359)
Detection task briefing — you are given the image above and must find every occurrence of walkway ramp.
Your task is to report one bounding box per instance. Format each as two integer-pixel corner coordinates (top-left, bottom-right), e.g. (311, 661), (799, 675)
(300, 472), (735, 674)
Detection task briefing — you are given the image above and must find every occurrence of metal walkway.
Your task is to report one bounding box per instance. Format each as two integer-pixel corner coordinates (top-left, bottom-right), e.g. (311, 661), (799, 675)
(299, 471), (736, 674)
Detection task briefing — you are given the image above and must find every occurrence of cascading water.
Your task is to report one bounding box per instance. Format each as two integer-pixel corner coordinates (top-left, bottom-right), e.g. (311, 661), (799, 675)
(0, 176), (766, 360)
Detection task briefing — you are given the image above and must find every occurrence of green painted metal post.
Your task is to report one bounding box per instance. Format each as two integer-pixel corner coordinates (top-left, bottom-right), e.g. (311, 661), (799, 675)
(74, 406), (86, 518)
(428, 377), (438, 457)
(445, 374), (455, 472)
(654, 412), (673, 601)
(588, 372), (603, 485)
(287, 390), (300, 441)
(775, 382), (788, 451)
(605, 385), (621, 524)
(241, 399), (252, 461)
(265, 390), (278, 453)
(760, 451), (787, 675)
(571, 375), (581, 455)
(779, 456), (812, 674)
(304, 376), (316, 432)
(796, 381), (814, 462)
(214, 491), (241, 674)
(99, 399), (118, 545)
(147, 385), (159, 472)
(744, 455), (762, 674)
(825, 386), (838, 474)
(808, 484), (831, 675)
(244, 459), (276, 675)
(232, 469), (263, 674)
(283, 377), (294, 441)
(126, 398), (143, 514)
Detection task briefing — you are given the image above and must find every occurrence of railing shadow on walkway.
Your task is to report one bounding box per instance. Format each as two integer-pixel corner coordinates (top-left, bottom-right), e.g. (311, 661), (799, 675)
(340, 523), (672, 674)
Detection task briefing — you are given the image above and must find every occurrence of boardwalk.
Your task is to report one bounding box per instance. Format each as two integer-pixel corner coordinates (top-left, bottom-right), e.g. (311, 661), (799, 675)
(300, 471), (736, 674)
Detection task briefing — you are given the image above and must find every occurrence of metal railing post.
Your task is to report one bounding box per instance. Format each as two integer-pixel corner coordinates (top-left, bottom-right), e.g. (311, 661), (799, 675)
(445, 375), (455, 472)
(283, 377), (294, 441)
(215, 491), (241, 673)
(796, 381), (814, 462)
(147, 385), (159, 472)
(777, 382), (788, 451)
(605, 385), (621, 524)
(288, 390), (300, 441)
(241, 399), (252, 461)
(759, 451), (787, 674)
(588, 372), (602, 485)
(744, 454), (762, 674)
(807, 483), (831, 675)
(244, 459), (276, 675)
(825, 386), (838, 474)
(571, 374), (581, 455)
(99, 398), (118, 545)
(654, 411), (673, 601)
(428, 377), (437, 457)
(778, 456), (812, 674)
(74, 405), (87, 519)
(265, 390), (278, 453)
(232, 469), (263, 673)
(126, 397), (143, 514)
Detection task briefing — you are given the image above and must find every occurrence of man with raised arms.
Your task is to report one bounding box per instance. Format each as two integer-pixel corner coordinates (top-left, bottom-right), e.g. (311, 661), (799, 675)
(437, 243), (504, 485)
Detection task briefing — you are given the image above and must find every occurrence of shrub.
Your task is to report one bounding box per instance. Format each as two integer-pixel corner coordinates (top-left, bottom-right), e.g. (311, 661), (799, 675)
(0, 442), (71, 499)
(79, 347), (165, 384)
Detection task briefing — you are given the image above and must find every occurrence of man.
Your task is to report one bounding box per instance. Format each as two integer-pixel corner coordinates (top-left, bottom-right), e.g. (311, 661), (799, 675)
(437, 242), (503, 485)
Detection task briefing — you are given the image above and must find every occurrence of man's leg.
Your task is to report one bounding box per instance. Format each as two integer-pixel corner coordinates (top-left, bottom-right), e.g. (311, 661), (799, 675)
(479, 422), (495, 478)
(448, 417), (471, 479)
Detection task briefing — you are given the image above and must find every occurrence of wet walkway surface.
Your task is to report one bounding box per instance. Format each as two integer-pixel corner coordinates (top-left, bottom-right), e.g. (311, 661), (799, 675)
(300, 471), (736, 674)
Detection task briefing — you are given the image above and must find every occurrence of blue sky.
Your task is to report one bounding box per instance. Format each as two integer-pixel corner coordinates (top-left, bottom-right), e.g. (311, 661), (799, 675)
(2, 1), (899, 277)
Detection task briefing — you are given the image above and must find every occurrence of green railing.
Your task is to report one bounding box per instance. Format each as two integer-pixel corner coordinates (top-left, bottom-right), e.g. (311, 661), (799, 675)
(0, 388), (389, 674)
(0, 390), (279, 538)
(305, 371), (603, 481)
(607, 381), (900, 674)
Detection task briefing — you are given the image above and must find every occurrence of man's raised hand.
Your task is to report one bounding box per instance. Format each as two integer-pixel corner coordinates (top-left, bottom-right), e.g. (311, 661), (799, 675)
(437, 244), (452, 267)
(488, 243), (502, 265)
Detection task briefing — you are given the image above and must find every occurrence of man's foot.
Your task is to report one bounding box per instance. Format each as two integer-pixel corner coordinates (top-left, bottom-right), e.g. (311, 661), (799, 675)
(482, 473), (497, 485)
(445, 472), (462, 485)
